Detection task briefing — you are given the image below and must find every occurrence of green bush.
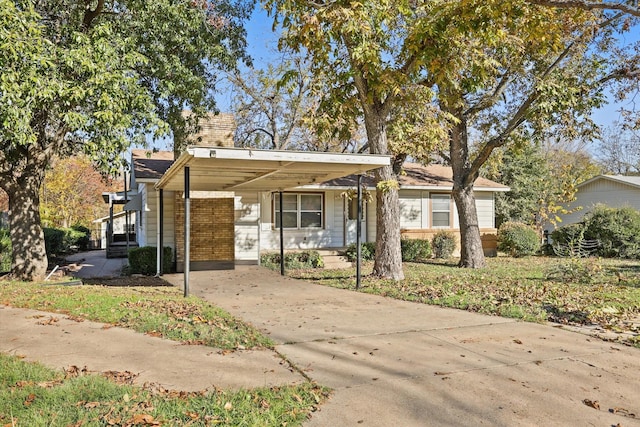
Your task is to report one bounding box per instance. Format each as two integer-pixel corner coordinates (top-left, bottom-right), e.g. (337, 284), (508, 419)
(0, 228), (10, 273)
(44, 226), (91, 257)
(344, 242), (376, 262)
(260, 250), (325, 270)
(497, 222), (540, 257)
(44, 227), (66, 256)
(128, 246), (173, 275)
(583, 205), (640, 259)
(400, 239), (432, 261)
(71, 225), (91, 251)
(551, 205), (640, 259)
(432, 231), (456, 259)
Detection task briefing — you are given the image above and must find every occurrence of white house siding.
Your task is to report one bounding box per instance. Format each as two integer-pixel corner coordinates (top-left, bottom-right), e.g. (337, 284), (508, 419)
(234, 192), (260, 262)
(141, 184), (175, 252)
(331, 192), (344, 245)
(552, 179), (640, 229)
(136, 184), (147, 247)
(366, 197), (377, 243)
(475, 192), (496, 228)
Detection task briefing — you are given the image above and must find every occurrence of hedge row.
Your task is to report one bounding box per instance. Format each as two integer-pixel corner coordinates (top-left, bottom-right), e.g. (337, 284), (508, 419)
(44, 225), (90, 257)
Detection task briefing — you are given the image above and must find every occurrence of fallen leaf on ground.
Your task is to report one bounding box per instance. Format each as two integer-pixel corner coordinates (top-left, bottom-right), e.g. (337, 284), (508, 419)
(128, 413), (159, 425)
(36, 316), (59, 326)
(583, 399), (600, 410)
(23, 393), (36, 407)
(103, 370), (139, 385)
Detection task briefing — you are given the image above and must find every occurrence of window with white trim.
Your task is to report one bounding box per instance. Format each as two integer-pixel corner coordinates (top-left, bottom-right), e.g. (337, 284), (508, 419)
(274, 193), (323, 229)
(431, 194), (451, 227)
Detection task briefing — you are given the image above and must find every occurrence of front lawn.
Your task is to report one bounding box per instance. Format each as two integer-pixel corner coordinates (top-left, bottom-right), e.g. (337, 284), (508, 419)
(0, 353), (327, 427)
(288, 256), (640, 347)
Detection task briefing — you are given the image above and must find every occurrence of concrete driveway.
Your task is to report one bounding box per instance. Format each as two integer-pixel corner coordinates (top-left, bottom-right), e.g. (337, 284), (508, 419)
(164, 267), (640, 427)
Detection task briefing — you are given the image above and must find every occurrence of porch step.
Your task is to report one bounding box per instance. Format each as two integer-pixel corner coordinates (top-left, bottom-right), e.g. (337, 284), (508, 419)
(322, 254), (353, 269)
(315, 248), (352, 269)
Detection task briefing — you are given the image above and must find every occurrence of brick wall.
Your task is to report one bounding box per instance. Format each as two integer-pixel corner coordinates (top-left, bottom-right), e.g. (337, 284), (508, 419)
(174, 193), (235, 269)
(187, 113), (235, 148)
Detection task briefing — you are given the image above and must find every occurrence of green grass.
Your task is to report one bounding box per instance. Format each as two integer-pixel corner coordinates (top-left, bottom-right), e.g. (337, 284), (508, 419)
(0, 353), (328, 427)
(0, 281), (272, 350)
(288, 256), (640, 347)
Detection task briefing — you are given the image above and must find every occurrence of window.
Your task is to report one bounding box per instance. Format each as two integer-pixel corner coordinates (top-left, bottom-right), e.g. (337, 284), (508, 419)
(274, 193), (323, 229)
(431, 194), (451, 227)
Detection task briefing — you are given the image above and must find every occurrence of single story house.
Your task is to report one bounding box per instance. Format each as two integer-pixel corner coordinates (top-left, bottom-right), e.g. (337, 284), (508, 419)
(124, 148), (508, 270)
(545, 174), (640, 233)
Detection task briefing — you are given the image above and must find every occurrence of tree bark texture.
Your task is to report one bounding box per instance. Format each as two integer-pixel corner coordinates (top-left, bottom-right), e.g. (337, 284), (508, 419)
(5, 173), (48, 281)
(373, 164), (404, 280)
(452, 184), (486, 268)
(449, 119), (487, 268)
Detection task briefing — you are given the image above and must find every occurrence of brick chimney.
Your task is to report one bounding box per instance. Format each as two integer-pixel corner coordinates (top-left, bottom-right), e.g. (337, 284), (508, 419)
(187, 112), (236, 148)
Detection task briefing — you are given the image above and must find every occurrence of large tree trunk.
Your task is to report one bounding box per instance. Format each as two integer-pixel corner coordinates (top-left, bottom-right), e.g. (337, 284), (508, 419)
(449, 117), (486, 269)
(364, 109), (404, 280)
(5, 173), (48, 281)
(372, 164), (404, 279)
(452, 184), (486, 268)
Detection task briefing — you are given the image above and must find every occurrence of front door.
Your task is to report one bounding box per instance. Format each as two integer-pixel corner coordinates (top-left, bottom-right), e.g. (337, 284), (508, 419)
(345, 197), (366, 245)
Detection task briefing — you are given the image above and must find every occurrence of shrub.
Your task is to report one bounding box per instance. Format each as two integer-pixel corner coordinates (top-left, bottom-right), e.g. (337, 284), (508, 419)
(551, 223), (586, 247)
(63, 228), (87, 251)
(432, 231), (456, 259)
(128, 246), (173, 275)
(582, 205), (640, 259)
(551, 205), (640, 259)
(344, 242), (376, 262)
(71, 225), (91, 251)
(497, 222), (540, 257)
(260, 250), (325, 270)
(44, 227), (66, 257)
(44, 226), (92, 257)
(400, 239), (432, 261)
(0, 228), (10, 273)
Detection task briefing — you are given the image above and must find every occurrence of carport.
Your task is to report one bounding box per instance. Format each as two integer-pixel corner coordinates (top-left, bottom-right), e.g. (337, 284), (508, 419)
(154, 146), (390, 296)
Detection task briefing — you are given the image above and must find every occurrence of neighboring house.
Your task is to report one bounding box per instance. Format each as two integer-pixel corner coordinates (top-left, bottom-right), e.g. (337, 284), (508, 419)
(92, 210), (136, 250)
(100, 190), (139, 257)
(546, 174), (640, 232)
(125, 148), (508, 270)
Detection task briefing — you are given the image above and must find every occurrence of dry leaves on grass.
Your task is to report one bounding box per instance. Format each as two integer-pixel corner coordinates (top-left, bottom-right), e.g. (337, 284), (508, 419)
(36, 316), (59, 326)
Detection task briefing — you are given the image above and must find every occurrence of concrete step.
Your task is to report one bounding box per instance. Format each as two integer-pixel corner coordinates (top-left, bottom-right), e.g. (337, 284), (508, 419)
(321, 254), (352, 269)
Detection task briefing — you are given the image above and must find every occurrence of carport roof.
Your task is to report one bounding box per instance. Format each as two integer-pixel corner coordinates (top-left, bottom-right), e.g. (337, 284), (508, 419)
(155, 146), (391, 192)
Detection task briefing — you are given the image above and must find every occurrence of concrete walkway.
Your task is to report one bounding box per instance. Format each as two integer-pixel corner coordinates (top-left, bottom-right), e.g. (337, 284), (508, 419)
(162, 267), (640, 427)
(64, 250), (128, 278)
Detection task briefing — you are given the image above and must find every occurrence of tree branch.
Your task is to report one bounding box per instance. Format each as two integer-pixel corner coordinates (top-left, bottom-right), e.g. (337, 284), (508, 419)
(82, 0), (105, 30)
(465, 71), (513, 119)
(470, 40), (579, 174)
(527, 0), (640, 17)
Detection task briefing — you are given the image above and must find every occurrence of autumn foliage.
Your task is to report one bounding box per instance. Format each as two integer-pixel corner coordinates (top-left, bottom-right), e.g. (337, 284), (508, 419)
(40, 155), (120, 229)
